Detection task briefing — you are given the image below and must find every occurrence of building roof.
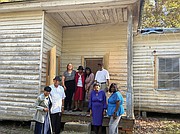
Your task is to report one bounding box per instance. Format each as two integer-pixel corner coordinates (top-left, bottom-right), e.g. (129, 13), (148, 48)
(0, 0), (141, 31)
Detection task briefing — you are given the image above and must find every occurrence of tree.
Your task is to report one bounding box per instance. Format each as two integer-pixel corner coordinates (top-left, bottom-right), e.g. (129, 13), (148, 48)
(141, 0), (180, 28)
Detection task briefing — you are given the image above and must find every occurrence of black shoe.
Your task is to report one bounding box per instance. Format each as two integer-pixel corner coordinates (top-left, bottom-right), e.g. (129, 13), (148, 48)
(78, 108), (82, 112)
(72, 108), (78, 112)
(67, 108), (72, 111)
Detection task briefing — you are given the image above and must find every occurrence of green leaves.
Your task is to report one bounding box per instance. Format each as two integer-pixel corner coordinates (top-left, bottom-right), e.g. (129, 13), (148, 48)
(142, 0), (180, 28)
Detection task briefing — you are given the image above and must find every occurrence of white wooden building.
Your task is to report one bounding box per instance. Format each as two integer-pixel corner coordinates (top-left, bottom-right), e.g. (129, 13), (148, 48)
(0, 0), (139, 121)
(1, 0), (180, 123)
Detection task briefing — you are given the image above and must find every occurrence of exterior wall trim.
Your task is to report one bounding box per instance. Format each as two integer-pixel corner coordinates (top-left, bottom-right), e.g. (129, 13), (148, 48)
(39, 11), (45, 94)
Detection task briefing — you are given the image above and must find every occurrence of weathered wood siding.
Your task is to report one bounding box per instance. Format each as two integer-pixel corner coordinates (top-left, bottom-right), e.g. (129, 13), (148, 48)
(41, 13), (62, 88)
(61, 23), (127, 91)
(0, 11), (43, 120)
(134, 33), (180, 113)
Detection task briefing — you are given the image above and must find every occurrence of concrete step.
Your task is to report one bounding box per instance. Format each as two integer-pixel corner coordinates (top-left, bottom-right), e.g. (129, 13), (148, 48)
(64, 122), (91, 134)
(61, 131), (88, 134)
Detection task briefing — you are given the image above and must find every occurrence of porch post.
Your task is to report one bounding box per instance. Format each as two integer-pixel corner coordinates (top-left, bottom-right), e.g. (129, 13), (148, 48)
(49, 45), (57, 85)
(126, 6), (134, 119)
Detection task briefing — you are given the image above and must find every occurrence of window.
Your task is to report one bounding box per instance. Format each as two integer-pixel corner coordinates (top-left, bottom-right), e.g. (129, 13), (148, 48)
(158, 57), (180, 90)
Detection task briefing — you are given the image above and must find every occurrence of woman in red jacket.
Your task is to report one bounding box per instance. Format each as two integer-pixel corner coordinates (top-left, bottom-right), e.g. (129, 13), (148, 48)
(73, 66), (85, 112)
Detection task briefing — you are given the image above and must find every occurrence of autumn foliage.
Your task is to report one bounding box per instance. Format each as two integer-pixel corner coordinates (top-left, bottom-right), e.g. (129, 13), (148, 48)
(142, 0), (180, 28)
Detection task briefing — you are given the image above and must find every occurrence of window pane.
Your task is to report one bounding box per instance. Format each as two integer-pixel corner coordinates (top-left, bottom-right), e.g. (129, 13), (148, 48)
(171, 73), (179, 80)
(167, 73), (179, 80)
(166, 58), (173, 72)
(173, 58), (179, 72)
(158, 74), (166, 80)
(173, 80), (179, 87)
(167, 74), (175, 79)
(159, 58), (165, 72)
(165, 80), (173, 88)
(158, 81), (165, 88)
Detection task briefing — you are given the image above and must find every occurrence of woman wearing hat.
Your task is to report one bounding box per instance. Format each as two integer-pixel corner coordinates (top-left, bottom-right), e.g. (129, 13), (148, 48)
(73, 66), (85, 112)
(89, 83), (107, 134)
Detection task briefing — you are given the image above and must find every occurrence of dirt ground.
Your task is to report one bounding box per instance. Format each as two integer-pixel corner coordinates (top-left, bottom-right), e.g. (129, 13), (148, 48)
(0, 116), (180, 134)
(134, 116), (180, 134)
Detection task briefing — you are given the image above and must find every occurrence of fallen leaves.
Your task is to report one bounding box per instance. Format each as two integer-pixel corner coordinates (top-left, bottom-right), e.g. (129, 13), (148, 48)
(134, 116), (180, 134)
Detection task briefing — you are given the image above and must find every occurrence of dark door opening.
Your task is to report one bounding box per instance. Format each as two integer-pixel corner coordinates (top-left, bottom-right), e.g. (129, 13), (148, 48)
(85, 58), (103, 75)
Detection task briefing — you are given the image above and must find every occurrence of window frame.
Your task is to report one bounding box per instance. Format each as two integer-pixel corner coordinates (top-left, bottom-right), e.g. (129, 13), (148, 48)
(155, 55), (180, 91)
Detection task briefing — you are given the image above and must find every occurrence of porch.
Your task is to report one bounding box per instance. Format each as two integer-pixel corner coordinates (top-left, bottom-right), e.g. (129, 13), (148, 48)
(42, 1), (137, 133)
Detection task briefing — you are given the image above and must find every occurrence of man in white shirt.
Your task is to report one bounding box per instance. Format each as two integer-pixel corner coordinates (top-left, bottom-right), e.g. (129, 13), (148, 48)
(95, 63), (110, 92)
(50, 76), (66, 134)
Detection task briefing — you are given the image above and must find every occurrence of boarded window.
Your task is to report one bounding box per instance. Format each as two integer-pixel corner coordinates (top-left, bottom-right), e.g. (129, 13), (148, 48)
(158, 57), (180, 89)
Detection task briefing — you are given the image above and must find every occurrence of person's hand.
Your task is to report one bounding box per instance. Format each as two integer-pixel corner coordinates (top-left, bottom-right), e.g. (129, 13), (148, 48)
(43, 108), (49, 112)
(63, 86), (67, 90)
(86, 86), (89, 92)
(103, 110), (106, 116)
(105, 87), (109, 92)
(113, 112), (117, 119)
(90, 109), (92, 116)
(61, 107), (64, 113)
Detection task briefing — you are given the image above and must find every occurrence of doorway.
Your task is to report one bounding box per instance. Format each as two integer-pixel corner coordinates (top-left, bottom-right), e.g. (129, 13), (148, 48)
(85, 58), (103, 75)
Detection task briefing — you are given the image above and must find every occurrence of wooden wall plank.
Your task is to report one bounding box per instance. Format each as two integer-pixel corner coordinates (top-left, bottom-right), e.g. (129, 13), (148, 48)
(74, 11), (89, 25)
(122, 8), (127, 22)
(58, 12), (75, 26)
(102, 9), (110, 23)
(66, 11), (82, 25)
(116, 8), (123, 22)
(51, 12), (68, 26)
(0, 11), (43, 121)
(81, 10), (96, 24)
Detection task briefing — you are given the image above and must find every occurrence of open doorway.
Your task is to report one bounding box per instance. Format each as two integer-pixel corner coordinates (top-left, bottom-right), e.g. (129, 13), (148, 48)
(85, 58), (103, 75)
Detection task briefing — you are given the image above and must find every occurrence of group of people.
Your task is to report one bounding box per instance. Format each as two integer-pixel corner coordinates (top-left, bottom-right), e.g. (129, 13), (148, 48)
(61, 63), (110, 112)
(33, 63), (124, 134)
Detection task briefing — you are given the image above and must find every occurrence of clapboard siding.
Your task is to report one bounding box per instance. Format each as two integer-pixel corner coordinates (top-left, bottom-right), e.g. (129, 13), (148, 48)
(0, 11), (43, 120)
(61, 23), (127, 90)
(41, 13), (63, 89)
(133, 33), (180, 113)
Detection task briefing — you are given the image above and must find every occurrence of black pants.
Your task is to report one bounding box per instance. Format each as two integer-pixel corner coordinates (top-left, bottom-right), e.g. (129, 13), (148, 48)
(64, 80), (75, 110)
(94, 125), (102, 134)
(50, 113), (61, 134)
